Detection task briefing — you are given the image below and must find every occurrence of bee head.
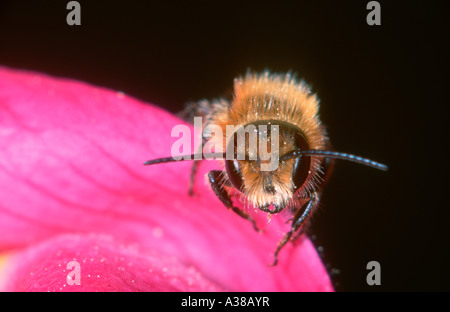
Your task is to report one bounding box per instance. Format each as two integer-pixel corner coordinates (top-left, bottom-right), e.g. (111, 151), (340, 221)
(225, 120), (313, 210)
(144, 121), (387, 212)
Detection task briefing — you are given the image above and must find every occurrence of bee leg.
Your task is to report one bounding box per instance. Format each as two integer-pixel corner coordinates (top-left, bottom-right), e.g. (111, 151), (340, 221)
(188, 159), (200, 196)
(208, 170), (261, 232)
(270, 192), (319, 266)
(188, 137), (208, 196)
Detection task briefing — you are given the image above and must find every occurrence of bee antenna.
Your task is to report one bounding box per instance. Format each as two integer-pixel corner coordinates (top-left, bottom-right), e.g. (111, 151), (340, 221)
(145, 150), (388, 171)
(280, 149), (388, 171)
(143, 153), (227, 166)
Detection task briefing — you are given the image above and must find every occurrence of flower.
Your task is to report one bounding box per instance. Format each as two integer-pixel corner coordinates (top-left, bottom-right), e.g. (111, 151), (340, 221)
(0, 67), (333, 291)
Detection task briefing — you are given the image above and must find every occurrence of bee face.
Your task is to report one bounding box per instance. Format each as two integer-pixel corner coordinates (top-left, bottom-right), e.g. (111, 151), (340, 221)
(225, 120), (313, 209)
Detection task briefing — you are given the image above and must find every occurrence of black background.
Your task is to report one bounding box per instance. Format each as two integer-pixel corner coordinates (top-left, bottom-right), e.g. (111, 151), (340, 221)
(0, 1), (448, 291)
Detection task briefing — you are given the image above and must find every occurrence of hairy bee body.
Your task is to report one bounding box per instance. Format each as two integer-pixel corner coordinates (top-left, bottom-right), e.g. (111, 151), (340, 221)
(146, 71), (387, 265)
(191, 72), (328, 210)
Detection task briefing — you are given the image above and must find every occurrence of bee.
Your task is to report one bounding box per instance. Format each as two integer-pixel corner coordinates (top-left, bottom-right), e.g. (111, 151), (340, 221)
(144, 71), (387, 266)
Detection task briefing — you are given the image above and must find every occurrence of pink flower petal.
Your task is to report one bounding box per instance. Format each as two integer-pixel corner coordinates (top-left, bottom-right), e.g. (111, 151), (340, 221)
(0, 66), (333, 291)
(1, 233), (223, 291)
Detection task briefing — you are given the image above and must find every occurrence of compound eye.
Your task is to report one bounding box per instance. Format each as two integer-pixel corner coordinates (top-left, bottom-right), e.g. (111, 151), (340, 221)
(225, 130), (246, 192)
(225, 159), (244, 192)
(292, 157), (310, 192)
(291, 132), (311, 193)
